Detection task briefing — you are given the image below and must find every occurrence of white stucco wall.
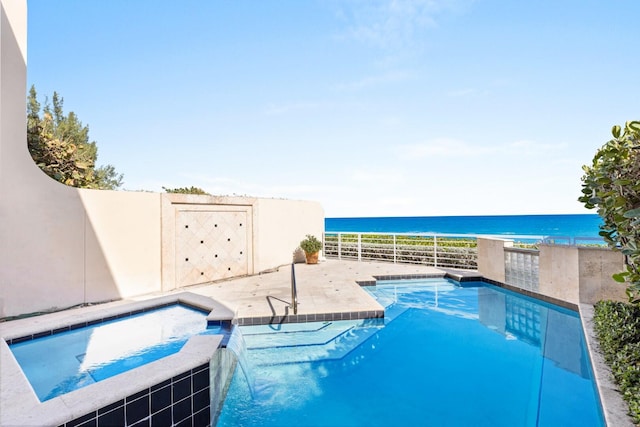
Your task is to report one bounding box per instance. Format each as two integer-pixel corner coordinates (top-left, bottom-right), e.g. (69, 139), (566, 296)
(0, 0), (163, 317)
(477, 237), (513, 283)
(253, 197), (324, 272)
(0, 0), (324, 317)
(578, 247), (626, 303)
(538, 244), (580, 304)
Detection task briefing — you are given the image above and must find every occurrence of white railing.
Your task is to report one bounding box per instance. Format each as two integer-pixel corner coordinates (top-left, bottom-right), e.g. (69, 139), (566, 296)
(323, 232), (479, 270)
(323, 232), (604, 273)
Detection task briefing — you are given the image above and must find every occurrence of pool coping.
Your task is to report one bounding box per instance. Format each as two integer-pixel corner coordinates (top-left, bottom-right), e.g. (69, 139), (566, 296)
(0, 292), (231, 427)
(579, 303), (635, 427)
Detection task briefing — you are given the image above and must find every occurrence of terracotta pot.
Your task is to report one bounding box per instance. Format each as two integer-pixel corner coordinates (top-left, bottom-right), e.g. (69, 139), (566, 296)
(305, 251), (319, 264)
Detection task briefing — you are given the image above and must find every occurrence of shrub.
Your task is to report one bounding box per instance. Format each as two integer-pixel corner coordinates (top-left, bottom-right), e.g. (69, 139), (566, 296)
(300, 235), (322, 254)
(593, 300), (640, 423)
(579, 121), (640, 302)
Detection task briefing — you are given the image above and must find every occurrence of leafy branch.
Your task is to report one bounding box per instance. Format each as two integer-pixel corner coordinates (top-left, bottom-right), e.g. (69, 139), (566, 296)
(579, 120), (640, 302)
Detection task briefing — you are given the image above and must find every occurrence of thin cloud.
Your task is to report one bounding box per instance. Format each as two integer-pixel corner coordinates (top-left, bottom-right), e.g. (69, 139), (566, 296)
(334, 0), (474, 49)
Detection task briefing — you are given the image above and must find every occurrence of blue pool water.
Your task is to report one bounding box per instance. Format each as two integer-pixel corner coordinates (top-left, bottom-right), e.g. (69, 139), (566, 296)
(10, 304), (216, 401)
(217, 279), (604, 427)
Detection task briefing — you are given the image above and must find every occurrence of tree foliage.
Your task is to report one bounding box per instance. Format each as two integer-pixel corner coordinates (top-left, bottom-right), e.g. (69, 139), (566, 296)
(27, 86), (123, 190)
(162, 186), (210, 195)
(593, 300), (640, 422)
(579, 120), (640, 302)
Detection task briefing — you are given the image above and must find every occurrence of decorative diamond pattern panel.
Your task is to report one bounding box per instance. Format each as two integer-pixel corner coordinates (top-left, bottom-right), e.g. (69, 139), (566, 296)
(176, 210), (248, 286)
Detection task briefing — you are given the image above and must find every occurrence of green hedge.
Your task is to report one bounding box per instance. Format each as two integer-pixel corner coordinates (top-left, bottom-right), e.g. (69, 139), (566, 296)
(323, 234), (478, 268)
(593, 300), (640, 423)
(324, 233), (476, 247)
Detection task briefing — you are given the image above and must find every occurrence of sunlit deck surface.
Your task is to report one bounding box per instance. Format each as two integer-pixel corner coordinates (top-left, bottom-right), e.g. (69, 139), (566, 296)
(182, 259), (464, 325)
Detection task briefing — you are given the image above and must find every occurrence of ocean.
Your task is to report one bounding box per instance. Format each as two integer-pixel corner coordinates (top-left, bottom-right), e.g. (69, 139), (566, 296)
(324, 214), (603, 239)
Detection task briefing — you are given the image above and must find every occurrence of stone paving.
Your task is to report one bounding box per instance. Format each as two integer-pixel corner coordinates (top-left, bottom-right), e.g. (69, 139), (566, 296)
(183, 259), (449, 325)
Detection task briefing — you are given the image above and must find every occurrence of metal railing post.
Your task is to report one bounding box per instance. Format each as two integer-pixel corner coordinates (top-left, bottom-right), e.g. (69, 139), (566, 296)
(357, 233), (362, 261)
(393, 234), (397, 264)
(322, 232), (326, 257)
(433, 235), (438, 267)
(290, 263), (298, 315)
(338, 233), (342, 260)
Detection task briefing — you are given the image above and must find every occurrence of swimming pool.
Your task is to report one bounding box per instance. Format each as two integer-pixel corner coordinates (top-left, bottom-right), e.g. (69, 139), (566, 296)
(216, 278), (604, 426)
(9, 303), (217, 401)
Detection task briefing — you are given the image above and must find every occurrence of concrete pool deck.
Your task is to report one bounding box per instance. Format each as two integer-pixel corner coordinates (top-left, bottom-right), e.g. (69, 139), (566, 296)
(175, 259), (458, 325)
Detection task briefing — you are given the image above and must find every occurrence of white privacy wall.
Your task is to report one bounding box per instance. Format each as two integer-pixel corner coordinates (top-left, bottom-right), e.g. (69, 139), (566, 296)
(477, 238), (626, 304)
(0, 0), (323, 317)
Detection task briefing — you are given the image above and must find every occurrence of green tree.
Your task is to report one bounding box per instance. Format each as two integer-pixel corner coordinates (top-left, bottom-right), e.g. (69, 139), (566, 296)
(162, 186), (210, 195)
(579, 120), (640, 302)
(27, 85), (123, 190)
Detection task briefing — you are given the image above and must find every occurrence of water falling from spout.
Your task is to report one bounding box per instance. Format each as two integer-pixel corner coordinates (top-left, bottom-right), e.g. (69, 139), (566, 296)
(224, 327), (256, 398)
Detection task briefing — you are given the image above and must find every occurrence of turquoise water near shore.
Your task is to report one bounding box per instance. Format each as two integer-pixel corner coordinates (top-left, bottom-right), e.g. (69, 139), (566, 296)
(325, 214), (602, 238)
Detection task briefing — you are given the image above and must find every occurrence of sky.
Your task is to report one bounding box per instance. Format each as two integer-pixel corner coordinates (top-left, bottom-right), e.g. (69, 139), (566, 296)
(26, 0), (640, 218)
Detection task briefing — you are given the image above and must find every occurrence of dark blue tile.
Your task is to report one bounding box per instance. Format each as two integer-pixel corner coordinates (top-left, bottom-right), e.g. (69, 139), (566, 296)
(130, 417), (150, 427)
(151, 378), (171, 392)
(172, 377), (191, 402)
(151, 385), (171, 413)
(175, 416), (192, 427)
(52, 326), (70, 334)
(192, 367), (209, 392)
(126, 394), (149, 425)
(97, 406), (124, 427)
(151, 407), (172, 426)
(172, 396), (192, 424)
(33, 330), (52, 339)
(127, 388), (149, 402)
(173, 370), (190, 382)
(193, 363), (208, 373)
(192, 388), (209, 413)
(70, 322), (87, 330)
(97, 400), (123, 415)
(193, 407), (211, 427)
(10, 335), (31, 344)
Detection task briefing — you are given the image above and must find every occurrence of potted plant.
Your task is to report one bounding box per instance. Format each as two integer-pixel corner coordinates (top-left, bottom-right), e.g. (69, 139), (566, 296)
(300, 234), (322, 264)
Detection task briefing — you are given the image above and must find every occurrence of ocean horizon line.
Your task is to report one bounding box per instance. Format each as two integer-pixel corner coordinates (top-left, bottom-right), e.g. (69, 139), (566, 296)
(324, 214), (603, 239)
(325, 213), (599, 219)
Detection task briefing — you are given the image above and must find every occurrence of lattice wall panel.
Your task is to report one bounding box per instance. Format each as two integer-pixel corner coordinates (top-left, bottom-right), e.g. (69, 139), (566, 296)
(176, 210), (248, 286)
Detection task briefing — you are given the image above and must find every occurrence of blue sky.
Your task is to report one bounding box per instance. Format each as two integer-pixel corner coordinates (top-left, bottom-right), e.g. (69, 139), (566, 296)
(26, 0), (640, 217)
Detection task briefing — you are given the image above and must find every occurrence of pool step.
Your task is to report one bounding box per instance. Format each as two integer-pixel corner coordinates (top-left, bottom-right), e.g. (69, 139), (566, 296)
(242, 319), (384, 365)
(243, 322), (352, 349)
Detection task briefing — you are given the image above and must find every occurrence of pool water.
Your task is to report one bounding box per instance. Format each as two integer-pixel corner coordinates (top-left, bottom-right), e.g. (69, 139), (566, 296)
(217, 279), (604, 427)
(10, 304), (217, 401)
